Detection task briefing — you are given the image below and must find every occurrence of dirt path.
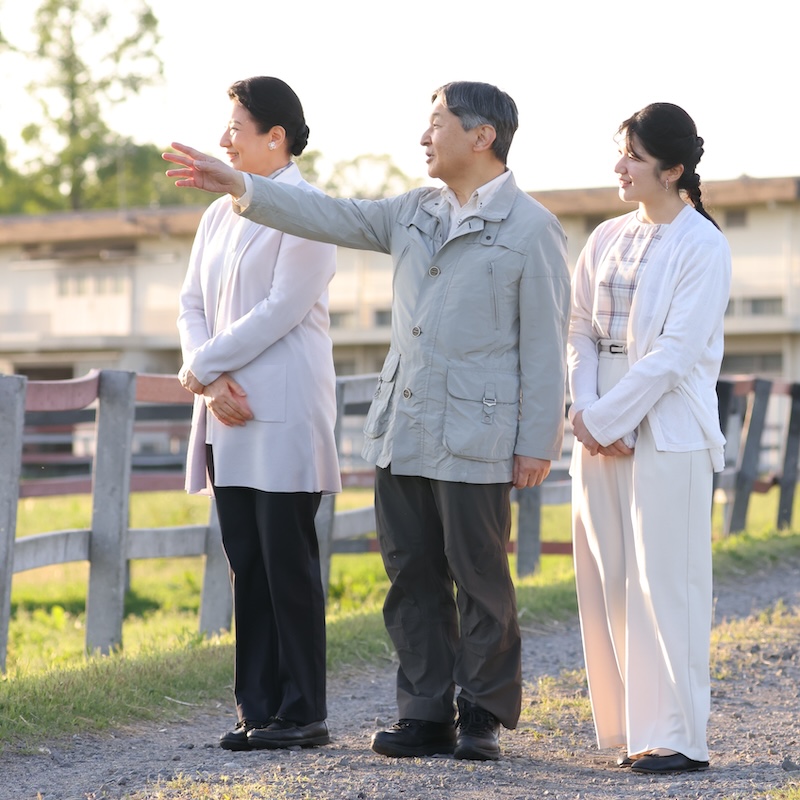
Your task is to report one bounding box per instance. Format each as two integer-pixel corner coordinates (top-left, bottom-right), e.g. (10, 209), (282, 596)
(3, 560), (799, 800)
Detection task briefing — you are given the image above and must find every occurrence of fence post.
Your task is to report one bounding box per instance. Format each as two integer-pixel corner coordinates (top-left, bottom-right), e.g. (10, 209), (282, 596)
(777, 382), (800, 529)
(727, 378), (772, 535)
(516, 485), (542, 578)
(85, 370), (136, 655)
(716, 379), (735, 439)
(0, 375), (26, 673)
(198, 499), (233, 635)
(315, 379), (346, 598)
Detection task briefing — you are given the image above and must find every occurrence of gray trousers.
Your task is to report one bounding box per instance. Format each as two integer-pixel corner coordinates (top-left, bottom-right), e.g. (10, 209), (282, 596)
(374, 466), (521, 729)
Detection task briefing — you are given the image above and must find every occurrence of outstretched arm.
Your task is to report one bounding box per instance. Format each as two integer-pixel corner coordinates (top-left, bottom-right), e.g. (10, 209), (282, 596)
(163, 142), (246, 197)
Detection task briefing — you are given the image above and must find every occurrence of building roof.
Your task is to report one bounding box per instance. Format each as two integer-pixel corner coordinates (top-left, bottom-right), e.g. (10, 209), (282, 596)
(532, 176), (800, 217)
(0, 206), (206, 246)
(1, 175), (799, 246)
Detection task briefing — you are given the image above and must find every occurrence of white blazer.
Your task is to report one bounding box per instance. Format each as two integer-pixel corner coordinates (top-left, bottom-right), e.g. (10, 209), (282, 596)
(178, 163), (341, 495)
(568, 204), (731, 471)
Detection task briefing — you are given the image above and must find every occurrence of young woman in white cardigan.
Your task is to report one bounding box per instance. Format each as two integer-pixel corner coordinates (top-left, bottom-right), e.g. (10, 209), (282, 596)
(568, 103), (731, 774)
(177, 77), (340, 751)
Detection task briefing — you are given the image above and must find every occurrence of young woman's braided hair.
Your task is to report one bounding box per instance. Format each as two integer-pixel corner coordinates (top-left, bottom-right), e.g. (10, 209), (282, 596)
(619, 102), (720, 230)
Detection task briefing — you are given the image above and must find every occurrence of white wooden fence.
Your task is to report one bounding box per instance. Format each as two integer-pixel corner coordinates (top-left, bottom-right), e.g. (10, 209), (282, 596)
(0, 369), (788, 672)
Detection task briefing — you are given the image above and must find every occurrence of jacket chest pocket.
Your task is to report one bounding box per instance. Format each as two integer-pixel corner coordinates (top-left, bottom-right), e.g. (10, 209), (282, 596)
(443, 251), (523, 332)
(443, 368), (519, 461)
(363, 349), (401, 439)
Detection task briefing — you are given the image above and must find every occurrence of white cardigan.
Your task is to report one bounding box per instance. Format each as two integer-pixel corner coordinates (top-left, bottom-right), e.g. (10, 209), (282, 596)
(568, 204), (731, 471)
(178, 163), (341, 495)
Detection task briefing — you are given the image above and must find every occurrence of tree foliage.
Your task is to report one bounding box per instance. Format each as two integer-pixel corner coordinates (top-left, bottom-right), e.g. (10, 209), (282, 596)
(0, 0), (206, 213)
(322, 153), (423, 199)
(0, 1), (417, 214)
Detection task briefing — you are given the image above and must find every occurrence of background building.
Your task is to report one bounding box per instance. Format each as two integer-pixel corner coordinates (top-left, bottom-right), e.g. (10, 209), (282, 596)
(2, 175), (798, 383)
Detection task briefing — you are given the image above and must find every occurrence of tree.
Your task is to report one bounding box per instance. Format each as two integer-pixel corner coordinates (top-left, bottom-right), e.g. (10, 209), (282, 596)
(322, 154), (423, 199)
(294, 149), (325, 186)
(3, 0), (164, 211)
(0, 138), (33, 213)
(85, 138), (216, 210)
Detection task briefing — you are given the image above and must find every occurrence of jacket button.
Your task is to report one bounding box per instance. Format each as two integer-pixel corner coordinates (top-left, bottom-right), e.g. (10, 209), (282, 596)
(411, 326), (422, 337)
(402, 388), (412, 399)
(429, 266), (440, 277)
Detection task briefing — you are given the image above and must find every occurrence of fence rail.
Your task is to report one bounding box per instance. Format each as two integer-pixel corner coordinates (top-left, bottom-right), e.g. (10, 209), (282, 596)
(0, 370), (795, 672)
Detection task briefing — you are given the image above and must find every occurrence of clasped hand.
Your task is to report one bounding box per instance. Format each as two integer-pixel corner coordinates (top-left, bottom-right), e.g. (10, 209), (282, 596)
(179, 366), (253, 427)
(572, 410), (633, 458)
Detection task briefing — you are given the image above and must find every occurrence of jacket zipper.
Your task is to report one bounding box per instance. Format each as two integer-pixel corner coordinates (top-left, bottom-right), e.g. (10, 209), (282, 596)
(488, 263), (499, 330)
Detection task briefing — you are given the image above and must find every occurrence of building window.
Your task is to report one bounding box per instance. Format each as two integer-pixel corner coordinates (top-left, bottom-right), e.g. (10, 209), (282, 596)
(725, 209), (747, 228)
(721, 353), (783, 376)
(746, 297), (783, 316)
(57, 270), (126, 296)
(374, 309), (392, 326)
(95, 273), (125, 294)
(23, 239), (137, 261)
(329, 311), (357, 329)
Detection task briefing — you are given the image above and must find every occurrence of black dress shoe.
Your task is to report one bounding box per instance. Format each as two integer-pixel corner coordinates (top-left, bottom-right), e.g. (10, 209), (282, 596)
(454, 696), (501, 761)
(219, 719), (268, 751)
(247, 718), (330, 749)
(631, 752), (709, 773)
(371, 719), (456, 758)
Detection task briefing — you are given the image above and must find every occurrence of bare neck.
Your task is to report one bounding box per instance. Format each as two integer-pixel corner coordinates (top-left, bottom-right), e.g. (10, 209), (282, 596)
(638, 194), (687, 225)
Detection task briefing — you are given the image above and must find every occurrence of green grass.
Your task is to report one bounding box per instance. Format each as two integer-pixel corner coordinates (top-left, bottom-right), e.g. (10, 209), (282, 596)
(761, 785), (800, 800)
(2, 488), (800, 753)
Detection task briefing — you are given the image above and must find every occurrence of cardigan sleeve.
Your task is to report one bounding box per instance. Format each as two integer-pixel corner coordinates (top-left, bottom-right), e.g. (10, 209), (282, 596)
(581, 236), (731, 446)
(177, 205), (217, 362)
(184, 232), (336, 386)
(567, 230), (602, 422)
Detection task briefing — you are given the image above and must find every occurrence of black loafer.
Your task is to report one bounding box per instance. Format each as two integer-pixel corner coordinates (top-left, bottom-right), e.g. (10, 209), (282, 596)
(631, 753), (709, 773)
(219, 719), (268, 751)
(371, 719), (456, 758)
(247, 718), (330, 749)
(454, 696), (501, 761)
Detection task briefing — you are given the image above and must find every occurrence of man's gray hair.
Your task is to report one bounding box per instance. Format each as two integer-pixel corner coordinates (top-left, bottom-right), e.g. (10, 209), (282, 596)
(432, 82), (519, 164)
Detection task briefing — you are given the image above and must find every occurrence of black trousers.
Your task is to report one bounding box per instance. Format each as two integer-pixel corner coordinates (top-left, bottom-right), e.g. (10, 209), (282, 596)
(208, 446), (326, 725)
(374, 466), (521, 729)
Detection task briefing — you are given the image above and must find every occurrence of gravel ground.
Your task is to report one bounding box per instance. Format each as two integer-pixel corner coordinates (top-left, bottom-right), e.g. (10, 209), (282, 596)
(3, 559), (799, 800)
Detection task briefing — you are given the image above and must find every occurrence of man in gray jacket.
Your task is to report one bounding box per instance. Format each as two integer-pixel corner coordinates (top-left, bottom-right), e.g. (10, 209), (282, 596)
(164, 81), (570, 760)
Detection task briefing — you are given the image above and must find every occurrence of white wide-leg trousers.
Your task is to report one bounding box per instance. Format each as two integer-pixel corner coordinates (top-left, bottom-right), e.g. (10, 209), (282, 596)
(571, 351), (713, 762)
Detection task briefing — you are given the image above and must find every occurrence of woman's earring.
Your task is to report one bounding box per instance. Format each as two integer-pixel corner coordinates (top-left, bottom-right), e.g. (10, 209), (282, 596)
(268, 142), (276, 150)
(664, 178), (670, 192)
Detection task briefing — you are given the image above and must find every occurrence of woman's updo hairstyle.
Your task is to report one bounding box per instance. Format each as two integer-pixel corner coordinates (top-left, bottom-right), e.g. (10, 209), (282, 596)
(228, 76), (310, 157)
(619, 102), (720, 230)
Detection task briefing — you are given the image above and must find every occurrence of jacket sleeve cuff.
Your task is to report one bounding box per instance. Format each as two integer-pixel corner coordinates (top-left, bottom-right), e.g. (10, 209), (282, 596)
(232, 173), (254, 212)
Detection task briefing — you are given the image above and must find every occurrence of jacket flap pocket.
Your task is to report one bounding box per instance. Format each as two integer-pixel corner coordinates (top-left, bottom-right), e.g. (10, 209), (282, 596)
(446, 368), (519, 404)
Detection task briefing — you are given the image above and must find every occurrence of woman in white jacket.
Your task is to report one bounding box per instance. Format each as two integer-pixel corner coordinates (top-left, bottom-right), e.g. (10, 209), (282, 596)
(177, 77), (339, 751)
(568, 103), (731, 774)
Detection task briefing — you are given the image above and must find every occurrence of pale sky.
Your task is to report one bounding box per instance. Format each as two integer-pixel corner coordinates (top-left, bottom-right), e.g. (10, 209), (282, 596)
(1, 0), (798, 193)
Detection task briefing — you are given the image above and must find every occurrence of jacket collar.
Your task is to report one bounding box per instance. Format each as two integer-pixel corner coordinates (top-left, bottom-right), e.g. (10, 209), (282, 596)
(408, 170), (520, 242)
